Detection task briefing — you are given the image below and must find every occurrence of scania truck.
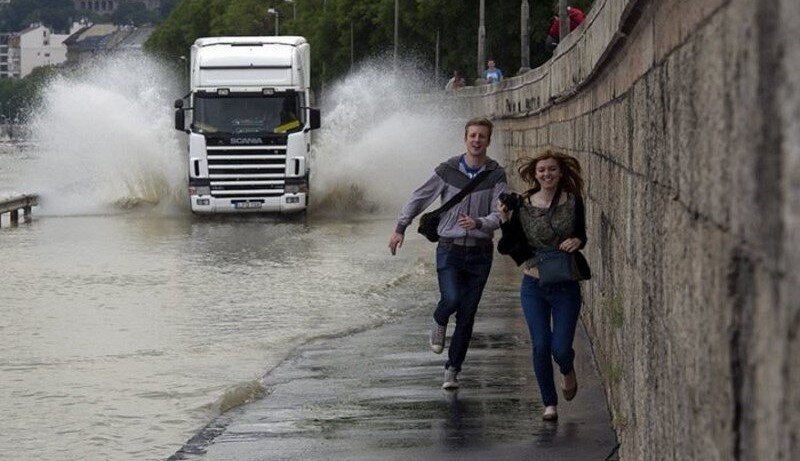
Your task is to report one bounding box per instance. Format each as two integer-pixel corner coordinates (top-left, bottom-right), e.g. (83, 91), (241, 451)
(174, 36), (320, 213)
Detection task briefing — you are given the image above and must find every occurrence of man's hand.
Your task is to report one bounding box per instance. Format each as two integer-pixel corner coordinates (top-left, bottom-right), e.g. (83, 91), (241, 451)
(457, 213), (478, 230)
(389, 232), (404, 255)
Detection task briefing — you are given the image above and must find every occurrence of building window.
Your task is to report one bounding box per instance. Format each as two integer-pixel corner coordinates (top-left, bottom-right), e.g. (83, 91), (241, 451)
(81, 1), (86, 9)
(109, 1), (114, 9)
(101, 1), (106, 9)
(94, 1), (99, 10)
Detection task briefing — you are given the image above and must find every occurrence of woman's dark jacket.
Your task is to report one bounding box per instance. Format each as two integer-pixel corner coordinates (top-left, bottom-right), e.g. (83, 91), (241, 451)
(497, 194), (592, 280)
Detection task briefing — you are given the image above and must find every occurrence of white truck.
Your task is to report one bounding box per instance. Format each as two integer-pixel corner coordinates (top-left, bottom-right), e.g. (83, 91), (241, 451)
(174, 36), (320, 214)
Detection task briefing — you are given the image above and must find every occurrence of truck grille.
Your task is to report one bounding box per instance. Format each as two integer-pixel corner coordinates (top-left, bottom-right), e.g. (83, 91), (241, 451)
(207, 145), (287, 198)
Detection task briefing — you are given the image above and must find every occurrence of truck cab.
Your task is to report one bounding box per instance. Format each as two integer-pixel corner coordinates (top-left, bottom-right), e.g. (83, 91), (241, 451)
(175, 36), (320, 214)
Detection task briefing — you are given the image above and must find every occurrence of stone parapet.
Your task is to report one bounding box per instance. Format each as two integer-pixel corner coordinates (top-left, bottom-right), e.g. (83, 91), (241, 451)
(454, 0), (799, 459)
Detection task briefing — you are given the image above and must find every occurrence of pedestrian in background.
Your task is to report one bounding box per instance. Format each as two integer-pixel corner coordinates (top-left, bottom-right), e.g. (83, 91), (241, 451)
(445, 70), (466, 91)
(482, 59), (503, 83)
(496, 150), (591, 421)
(389, 118), (508, 390)
(545, 3), (586, 51)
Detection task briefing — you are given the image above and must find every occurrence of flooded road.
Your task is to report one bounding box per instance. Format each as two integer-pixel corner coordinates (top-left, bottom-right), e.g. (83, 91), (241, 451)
(0, 54), (493, 460)
(0, 211), (439, 460)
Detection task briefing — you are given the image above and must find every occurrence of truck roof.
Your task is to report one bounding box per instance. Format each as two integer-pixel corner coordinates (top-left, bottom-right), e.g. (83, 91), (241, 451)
(194, 36), (307, 47)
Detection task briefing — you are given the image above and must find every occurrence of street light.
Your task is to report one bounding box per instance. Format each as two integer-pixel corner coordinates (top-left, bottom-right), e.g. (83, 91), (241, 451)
(284, 0), (296, 22)
(477, 0), (485, 81)
(394, 0), (399, 69)
(267, 8), (279, 36)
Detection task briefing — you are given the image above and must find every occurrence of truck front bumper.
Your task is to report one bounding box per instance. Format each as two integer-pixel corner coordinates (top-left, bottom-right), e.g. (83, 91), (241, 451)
(190, 194), (307, 214)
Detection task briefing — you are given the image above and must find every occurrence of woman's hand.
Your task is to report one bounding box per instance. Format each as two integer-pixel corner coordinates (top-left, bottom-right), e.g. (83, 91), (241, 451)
(497, 200), (512, 223)
(559, 238), (582, 253)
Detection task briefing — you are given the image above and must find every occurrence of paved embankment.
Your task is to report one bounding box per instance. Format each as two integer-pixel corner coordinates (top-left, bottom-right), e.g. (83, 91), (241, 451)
(169, 263), (617, 461)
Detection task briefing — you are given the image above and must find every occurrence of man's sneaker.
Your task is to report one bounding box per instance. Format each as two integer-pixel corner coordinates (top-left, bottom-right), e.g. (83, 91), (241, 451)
(442, 367), (460, 389)
(429, 321), (446, 354)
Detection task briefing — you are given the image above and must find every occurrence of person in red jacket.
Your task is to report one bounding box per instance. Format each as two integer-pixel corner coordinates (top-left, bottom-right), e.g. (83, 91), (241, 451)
(545, 4), (586, 51)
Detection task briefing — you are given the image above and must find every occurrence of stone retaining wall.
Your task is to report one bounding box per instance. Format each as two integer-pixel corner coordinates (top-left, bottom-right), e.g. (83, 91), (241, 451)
(455, 0), (799, 459)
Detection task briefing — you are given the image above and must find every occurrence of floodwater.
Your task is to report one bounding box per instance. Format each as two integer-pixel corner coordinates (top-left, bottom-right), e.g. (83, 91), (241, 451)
(0, 55), (484, 460)
(0, 198), (438, 460)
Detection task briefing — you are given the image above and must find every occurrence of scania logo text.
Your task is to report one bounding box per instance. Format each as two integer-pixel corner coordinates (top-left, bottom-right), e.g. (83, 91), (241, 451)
(230, 138), (262, 145)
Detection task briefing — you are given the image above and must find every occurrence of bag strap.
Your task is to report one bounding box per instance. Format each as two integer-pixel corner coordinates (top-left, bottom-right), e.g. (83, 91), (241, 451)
(428, 169), (492, 217)
(546, 187), (564, 245)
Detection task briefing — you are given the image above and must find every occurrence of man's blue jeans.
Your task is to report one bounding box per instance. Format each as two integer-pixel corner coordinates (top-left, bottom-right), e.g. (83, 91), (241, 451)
(520, 275), (582, 406)
(434, 243), (493, 373)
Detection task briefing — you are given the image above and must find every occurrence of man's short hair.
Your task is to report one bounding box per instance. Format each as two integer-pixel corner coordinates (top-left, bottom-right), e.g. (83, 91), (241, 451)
(465, 117), (494, 141)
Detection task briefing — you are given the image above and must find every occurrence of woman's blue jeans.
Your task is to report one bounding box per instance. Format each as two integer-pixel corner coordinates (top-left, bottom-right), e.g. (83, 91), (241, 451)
(434, 243), (493, 373)
(520, 275), (582, 406)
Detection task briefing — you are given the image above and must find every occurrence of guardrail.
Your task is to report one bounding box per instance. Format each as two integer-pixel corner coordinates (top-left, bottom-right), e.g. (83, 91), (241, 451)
(0, 194), (38, 227)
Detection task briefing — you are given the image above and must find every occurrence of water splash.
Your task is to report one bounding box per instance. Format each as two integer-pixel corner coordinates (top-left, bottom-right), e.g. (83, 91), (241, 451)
(310, 58), (475, 215)
(23, 54), (187, 216)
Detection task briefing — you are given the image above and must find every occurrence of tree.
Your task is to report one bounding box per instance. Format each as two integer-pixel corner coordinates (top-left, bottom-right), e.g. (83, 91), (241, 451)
(0, 0), (75, 33)
(145, 0), (596, 88)
(111, 2), (161, 26)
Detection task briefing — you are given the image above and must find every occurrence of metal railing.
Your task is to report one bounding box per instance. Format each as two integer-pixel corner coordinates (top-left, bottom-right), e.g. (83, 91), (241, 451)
(0, 194), (38, 227)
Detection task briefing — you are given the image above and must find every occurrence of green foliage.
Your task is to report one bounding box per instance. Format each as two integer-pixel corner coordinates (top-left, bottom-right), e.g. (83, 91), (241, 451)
(146, 0), (595, 87)
(110, 2), (161, 26)
(0, 66), (59, 122)
(0, 0), (76, 33)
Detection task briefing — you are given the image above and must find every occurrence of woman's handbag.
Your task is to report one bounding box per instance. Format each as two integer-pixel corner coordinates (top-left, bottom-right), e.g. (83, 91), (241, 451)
(417, 170), (491, 242)
(533, 246), (578, 287)
(533, 187), (580, 287)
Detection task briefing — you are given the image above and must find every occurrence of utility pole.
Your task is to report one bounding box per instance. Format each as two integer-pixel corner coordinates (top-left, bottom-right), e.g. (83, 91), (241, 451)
(477, 0), (485, 81)
(559, 0), (569, 41)
(520, 0), (530, 74)
(435, 29), (440, 82)
(268, 8), (280, 36)
(350, 21), (354, 68)
(394, 0), (399, 69)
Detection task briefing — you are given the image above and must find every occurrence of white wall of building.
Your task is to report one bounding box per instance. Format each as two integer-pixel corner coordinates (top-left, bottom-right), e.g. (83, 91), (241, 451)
(17, 25), (69, 78)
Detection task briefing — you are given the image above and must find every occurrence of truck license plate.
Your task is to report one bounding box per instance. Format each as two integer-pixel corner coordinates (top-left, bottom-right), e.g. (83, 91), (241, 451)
(234, 202), (262, 209)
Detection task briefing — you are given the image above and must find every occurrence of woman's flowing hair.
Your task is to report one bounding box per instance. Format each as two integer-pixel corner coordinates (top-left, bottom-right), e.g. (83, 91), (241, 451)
(517, 149), (584, 199)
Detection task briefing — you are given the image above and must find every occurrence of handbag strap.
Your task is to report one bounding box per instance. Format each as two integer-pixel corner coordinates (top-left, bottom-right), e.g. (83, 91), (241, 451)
(429, 169), (492, 217)
(546, 187), (564, 246)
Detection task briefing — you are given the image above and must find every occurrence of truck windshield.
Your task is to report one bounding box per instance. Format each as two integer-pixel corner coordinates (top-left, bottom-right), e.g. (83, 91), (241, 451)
(192, 92), (303, 135)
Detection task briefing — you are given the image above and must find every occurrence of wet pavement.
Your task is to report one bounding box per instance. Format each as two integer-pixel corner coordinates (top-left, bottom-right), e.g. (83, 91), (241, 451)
(169, 269), (617, 461)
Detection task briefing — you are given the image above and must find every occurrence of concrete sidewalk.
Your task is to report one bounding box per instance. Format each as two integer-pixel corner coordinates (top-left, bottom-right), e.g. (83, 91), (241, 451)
(170, 279), (617, 461)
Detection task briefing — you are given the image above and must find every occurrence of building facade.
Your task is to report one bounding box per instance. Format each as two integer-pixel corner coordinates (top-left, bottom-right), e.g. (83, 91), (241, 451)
(0, 25), (73, 79)
(72, 0), (161, 14)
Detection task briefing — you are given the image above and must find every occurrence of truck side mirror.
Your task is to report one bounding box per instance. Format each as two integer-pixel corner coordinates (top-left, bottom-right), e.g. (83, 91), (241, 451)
(308, 108), (321, 130)
(174, 99), (184, 109)
(174, 109), (185, 132)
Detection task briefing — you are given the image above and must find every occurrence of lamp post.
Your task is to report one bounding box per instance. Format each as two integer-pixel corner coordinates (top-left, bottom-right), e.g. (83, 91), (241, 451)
(268, 8), (279, 36)
(559, 0), (569, 41)
(519, 0), (530, 74)
(393, 0), (399, 69)
(476, 0), (485, 82)
(284, 0), (296, 22)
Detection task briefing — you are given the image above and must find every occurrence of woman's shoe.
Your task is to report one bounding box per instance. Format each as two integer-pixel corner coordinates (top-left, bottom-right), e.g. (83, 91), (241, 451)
(561, 369), (578, 401)
(542, 405), (558, 421)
